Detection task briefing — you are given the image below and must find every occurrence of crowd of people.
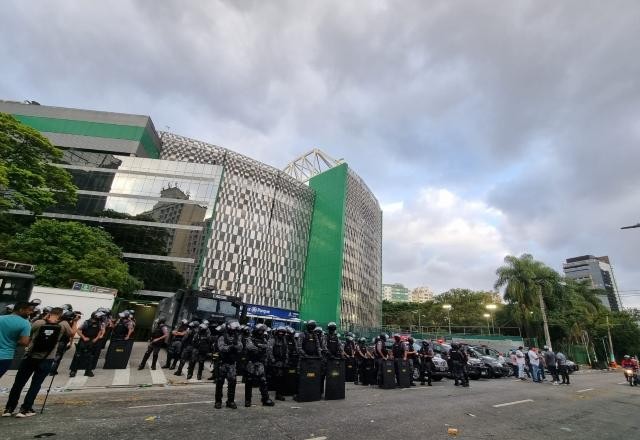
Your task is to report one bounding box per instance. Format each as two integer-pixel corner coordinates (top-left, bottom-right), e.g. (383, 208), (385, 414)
(510, 346), (572, 385)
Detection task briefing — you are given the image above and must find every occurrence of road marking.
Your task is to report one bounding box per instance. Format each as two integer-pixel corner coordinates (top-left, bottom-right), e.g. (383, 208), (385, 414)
(492, 399), (533, 408)
(65, 375), (88, 389)
(305, 437), (327, 440)
(129, 400), (214, 409)
(112, 368), (130, 386)
(617, 382), (627, 385)
(576, 388), (594, 393)
(146, 361), (167, 384)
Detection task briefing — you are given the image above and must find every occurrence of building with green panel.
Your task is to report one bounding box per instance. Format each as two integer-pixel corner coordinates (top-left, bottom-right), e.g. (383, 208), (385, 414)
(1, 101), (382, 330)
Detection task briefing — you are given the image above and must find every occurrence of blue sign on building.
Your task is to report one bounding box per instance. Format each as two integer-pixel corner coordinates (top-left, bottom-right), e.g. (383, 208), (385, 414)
(245, 304), (299, 321)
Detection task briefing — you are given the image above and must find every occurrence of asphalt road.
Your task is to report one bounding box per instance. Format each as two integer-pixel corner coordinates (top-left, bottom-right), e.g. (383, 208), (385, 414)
(1, 371), (638, 440)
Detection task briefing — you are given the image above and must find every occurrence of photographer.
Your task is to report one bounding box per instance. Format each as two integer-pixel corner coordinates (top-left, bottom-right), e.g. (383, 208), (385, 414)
(3, 307), (77, 418)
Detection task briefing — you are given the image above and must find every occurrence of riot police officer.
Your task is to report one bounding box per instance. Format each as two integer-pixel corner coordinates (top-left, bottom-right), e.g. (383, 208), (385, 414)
(138, 317), (169, 370)
(343, 332), (356, 383)
(447, 343), (469, 387)
(391, 334), (406, 387)
(355, 337), (370, 385)
(206, 323), (224, 380)
(418, 339), (434, 386)
(165, 319), (189, 369)
(405, 337), (418, 386)
(244, 324), (275, 407)
(174, 321), (198, 376)
(111, 311), (135, 341)
(297, 320), (322, 358)
(69, 311), (105, 377)
(268, 327), (289, 401)
(374, 333), (390, 386)
(188, 323), (211, 380)
(324, 322), (344, 359)
(285, 326), (299, 368)
(215, 321), (242, 409)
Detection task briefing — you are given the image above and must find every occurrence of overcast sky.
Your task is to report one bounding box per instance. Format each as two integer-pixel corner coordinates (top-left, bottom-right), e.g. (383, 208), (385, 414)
(2, 1), (639, 306)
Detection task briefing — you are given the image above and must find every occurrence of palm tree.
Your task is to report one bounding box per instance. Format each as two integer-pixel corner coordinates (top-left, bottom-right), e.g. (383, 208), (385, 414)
(494, 254), (555, 349)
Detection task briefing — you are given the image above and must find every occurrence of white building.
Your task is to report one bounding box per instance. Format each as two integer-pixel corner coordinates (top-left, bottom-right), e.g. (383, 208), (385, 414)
(410, 286), (434, 303)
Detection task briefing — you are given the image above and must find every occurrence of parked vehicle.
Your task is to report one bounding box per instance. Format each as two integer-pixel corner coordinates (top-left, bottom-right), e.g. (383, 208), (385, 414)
(468, 346), (511, 378)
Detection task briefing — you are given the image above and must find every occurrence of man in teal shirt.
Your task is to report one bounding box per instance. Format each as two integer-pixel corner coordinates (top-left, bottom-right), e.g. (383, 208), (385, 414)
(0, 302), (34, 378)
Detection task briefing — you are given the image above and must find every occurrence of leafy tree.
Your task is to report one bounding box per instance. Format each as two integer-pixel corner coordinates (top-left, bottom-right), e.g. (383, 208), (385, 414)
(128, 261), (185, 291)
(0, 113), (77, 213)
(3, 219), (142, 294)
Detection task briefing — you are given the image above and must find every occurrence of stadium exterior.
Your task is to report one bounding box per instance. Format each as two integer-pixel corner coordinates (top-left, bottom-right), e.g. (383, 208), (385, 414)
(0, 101), (382, 329)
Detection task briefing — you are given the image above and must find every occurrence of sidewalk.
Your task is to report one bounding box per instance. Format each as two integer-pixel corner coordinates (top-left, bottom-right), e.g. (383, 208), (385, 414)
(0, 342), (213, 394)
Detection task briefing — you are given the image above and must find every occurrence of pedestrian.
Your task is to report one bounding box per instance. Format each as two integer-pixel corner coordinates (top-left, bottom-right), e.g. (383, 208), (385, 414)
(543, 346), (559, 385)
(556, 351), (570, 385)
(528, 346), (541, 383)
(0, 301), (35, 379)
(515, 346), (526, 380)
(138, 317), (169, 370)
(538, 348), (547, 381)
(3, 307), (77, 418)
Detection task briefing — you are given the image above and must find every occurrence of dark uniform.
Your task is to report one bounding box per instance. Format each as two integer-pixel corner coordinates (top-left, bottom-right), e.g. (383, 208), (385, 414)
(111, 314), (134, 341)
(165, 320), (189, 370)
(343, 332), (356, 383)
(391, 335), (406, 386)
(69, 312), (104, 377)
(418, 340), (434, 386)
(297, 321), (322, 359)
(215, 321), (242, 409)
(447, 343), (469, 387)
(405, 337), (417, 386)
(355, 337), (371, 385)
(324, 323), (344, 359)
(174, 322), (198, 376)
(138, 318), (169, 370)
(244, 324), (275, 407)
(374, 333), (390, 385)
(188, 324), (211, 380)
(268, 328), (289, 401)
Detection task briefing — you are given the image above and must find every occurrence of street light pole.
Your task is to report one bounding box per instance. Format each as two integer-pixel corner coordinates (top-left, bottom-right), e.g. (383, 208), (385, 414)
(483, 313), (491, 335)
(442, 304), (452, 335)
(485, 304), (497, 335)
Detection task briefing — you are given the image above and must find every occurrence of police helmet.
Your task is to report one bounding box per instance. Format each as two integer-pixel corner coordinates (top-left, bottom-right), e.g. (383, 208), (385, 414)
(359, 337), (367, 343)
(275, 327), (286, 334)
(306, 320), (317, 332)
(122, 311), (130, 318)
(624, 355), (631, 359)
(62, 310), (76, 321)
(422, 339), (429, 346)
(202, 320), (210, 326)
(379, 333), (388, 341)
(181, 319), (189, 325)
(393, 333), (401, 340)
(118, 312), (125, 319)
(408, 337), (414, 343)
(254, 323), (268, 335)
(285, 326), (295, 335)
(227, 321), (241, 332)
(189, 321), (199, 328)
(451, 343), (460, 350)
(61, 303), (72, 311)
(327, 322), (337, 331)
(30, 298), (42, 307)
(95, 311), (105, 319)
(199, 323), (208, 330)
(543, 346), (549, 350)
(43, 306), (52, 314)
(216, 324), (224, 332)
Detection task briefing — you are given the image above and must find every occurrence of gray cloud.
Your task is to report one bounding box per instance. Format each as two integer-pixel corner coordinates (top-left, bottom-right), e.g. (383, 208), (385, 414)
(1, 0), (639, 304)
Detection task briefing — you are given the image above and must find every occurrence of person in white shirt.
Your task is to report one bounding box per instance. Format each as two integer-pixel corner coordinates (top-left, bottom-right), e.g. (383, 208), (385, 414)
(528, 347), (541, 382)
(515, 346), (526, 380)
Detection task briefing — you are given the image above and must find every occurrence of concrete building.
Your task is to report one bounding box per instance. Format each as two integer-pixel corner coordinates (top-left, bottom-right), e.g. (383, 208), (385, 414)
(1, 101), (383, 329)
(563, 255), (622, 311)
(410, 286), (434, 303)
(383, 283), (410, 302)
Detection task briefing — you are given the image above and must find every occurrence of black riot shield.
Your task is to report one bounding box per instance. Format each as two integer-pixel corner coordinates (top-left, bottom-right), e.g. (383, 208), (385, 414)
(380, 359), (396, 389)
(396, 359), (411, 388)
(345, 357), (356, 382)
(283, 365), (299, 396)
(295, 357), (323, 402)
(103, 339), (134, 369)
(324, 359), (345, 400)
(364, 358), (376, 385)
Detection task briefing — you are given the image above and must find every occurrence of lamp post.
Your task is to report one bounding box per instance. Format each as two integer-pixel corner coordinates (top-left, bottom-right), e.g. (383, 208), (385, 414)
(485, 304), (497, 334)
(483, 313), (491, 335)
(442, 304), (452, 335)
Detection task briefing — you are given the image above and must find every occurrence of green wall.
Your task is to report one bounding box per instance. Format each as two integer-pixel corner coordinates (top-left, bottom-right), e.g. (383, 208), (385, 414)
(12, 114), (160, 158)
(299, 163), (348, 326)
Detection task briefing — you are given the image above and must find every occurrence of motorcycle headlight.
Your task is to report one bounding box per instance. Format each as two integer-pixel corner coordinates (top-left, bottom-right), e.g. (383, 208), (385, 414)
(625, 369), (633, 374)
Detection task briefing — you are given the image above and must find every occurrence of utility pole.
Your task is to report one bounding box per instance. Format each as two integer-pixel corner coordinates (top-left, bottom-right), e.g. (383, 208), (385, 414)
(606, 315), (615, 363)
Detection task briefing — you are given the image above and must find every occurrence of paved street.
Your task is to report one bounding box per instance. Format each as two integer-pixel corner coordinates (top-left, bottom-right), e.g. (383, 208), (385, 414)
(1, 368), (638, 440)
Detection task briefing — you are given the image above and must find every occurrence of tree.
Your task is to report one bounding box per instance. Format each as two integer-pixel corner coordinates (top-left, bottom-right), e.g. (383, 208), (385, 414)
(0, 113), (77, 213)
(3, 219), (142, 294)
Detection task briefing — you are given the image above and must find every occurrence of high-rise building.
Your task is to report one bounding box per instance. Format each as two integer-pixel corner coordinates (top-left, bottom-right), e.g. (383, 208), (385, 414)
(563, 255), (622, 311)
(1, 101), (383, 329)
(382, 283), (410, 302)
(410, 286), (434, 303)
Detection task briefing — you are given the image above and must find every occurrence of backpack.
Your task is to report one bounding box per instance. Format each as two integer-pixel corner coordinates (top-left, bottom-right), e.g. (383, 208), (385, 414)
(30, 323), (62, 356)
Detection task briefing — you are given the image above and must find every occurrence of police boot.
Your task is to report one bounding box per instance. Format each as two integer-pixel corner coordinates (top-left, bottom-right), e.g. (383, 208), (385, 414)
(174, 360), (185, 376)
(226, 381), (237, 409)
(244, 383), (253, 407)
(214, 381), (224, 408)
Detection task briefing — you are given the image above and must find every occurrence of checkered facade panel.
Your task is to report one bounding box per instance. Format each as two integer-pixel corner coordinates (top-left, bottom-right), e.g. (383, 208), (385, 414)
(340, 170), (383, 329)
(160, 133), (314, 310)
